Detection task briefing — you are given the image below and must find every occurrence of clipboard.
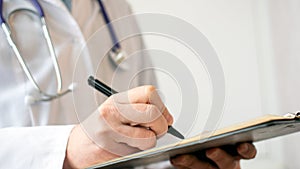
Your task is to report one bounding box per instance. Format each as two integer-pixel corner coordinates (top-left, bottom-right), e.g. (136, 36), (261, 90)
(88, 112), (300, 169)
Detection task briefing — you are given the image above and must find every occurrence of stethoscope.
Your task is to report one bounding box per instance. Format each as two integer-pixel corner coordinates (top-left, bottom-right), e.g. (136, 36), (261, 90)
(0, 0), (126, 104)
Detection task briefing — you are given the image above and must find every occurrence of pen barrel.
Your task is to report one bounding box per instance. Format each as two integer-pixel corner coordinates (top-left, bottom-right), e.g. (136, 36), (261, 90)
(88, 76), (117, 97)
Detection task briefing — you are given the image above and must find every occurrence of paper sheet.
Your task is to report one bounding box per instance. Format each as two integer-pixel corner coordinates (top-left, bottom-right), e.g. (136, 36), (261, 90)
(156, 133), (182, 148)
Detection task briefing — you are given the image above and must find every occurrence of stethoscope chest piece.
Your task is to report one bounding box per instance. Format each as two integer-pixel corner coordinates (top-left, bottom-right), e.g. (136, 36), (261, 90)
(109, 49), (126, 65)
(98, 0), (129, 69)
(109, 48), (130, 70)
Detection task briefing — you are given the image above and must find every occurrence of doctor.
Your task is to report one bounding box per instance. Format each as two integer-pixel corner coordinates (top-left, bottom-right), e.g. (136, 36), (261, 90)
(0, 0), (256, 168)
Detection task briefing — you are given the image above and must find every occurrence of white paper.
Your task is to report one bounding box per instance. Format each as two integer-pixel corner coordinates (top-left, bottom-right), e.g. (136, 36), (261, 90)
(155, 133), (182, 148)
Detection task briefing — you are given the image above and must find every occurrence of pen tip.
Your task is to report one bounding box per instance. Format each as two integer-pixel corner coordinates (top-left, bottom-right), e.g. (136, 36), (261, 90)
(168, 126), (185, 139)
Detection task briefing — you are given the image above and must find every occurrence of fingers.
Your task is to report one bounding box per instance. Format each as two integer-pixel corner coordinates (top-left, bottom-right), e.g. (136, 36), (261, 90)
(111, 85), (159, 104)
(206, 148), (240, 169)
(92, 129), (141, 156)
(172, 149), (241, 169)
(88, 85), (175, 157)
(171, 143), (256, 169)
(116, 103), (163, 124)
(171, 154), (217, 169)
(99, 103), (169, 136)
(110, 85), (174, 125)
(97, 102), (168, 153)
(113, 125), (157, 151)
(237, 143), (257, 159)
(118, 104), (169, 136)
(82, 108), (158, 157)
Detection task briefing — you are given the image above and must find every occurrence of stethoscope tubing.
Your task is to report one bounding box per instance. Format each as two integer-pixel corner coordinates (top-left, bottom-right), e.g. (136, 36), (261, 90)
(0, 0), (66, 100)
(0, 0), (125, 102)
(29, 0), (44, 17)
(0, 0), (5, 24)
(97, 0), (121, 52)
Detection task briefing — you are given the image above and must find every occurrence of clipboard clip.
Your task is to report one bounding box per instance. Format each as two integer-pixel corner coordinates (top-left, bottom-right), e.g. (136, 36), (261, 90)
(284, 111), (300, 119)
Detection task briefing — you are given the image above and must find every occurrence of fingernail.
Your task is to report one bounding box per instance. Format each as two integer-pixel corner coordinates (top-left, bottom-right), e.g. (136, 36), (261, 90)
(239, 143), (249, 153)
(206, 149), (218, 158)
(171, 155), (188, 165)
(167, 115), (173, 125)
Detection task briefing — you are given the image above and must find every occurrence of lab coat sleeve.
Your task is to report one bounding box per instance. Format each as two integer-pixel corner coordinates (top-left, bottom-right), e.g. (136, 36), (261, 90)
(0, 125), (74, 169)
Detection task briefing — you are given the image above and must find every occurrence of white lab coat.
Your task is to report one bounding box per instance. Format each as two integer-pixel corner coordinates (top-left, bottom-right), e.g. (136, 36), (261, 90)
(0, 0), (156, 168)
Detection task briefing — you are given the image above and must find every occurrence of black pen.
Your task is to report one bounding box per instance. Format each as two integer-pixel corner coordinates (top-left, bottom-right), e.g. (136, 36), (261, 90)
(88, 76), (185, 139)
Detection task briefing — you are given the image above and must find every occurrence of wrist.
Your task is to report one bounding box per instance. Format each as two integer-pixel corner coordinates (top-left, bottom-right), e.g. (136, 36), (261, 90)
(63, 125), (118, 168)
(63, 126), (76, 169)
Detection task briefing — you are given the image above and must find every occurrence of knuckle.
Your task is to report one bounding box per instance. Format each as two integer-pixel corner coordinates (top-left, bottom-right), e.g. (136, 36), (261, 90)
(238, 143), (257, 159)
(142, 104), (152, 112)
(133, 104), (149, 115)
(114, 125), (124, 134)
(105, 95), (117, 104)
(99, 105), (109, 118)
(99, 104), (116, 119)
(143, 130), (156, 139)
(152, 104), (161, 113)
(147, 104), (162, 117)
(144, 85), (156, 96)
(186, 156), (198, 167)
(141, 132), (156, 150)
(177, 155), (193, 166)
(208, 149), (222, 161)
(147, 104), (160, 113)
(107, 95), (115, 103)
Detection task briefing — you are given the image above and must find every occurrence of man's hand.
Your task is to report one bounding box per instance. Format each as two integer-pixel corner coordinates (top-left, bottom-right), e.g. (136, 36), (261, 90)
(63, 86), (173, 168)
(170, 143), (256, 169)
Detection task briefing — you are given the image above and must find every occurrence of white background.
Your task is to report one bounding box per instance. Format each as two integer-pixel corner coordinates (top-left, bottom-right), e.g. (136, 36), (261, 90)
(127, 0), (300, 168)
